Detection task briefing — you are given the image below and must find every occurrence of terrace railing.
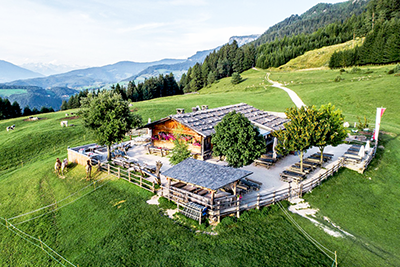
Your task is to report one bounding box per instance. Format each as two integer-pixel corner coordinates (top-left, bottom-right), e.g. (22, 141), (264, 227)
(92, 158), (156, 193)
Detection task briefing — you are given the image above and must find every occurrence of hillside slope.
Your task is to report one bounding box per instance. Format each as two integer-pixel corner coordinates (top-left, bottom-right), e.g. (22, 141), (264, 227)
(279, 38), (364, 70)
(253, 0), (369, 46)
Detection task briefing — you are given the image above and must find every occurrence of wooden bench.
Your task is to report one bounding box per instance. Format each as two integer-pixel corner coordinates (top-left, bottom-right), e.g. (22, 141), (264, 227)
(254, 158), (273, 168)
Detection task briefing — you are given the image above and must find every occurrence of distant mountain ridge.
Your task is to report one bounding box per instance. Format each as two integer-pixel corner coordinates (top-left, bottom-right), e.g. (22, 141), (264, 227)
(124, 35), (260, 82)
(229, 35), (260, 47)
(7, 59), (186, 89)
(0, 60), (43, 83)
(20, 62), (89, 76)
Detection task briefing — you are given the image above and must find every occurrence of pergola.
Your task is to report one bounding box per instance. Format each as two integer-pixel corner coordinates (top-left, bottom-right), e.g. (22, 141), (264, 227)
(163, 158), (253, 208)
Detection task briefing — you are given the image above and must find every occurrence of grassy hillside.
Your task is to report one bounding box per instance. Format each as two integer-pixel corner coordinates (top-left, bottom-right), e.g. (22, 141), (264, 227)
(1, 62), (399, 266)
(269, 64), (400, 132)
(279, 38), (364, 70)
(133, 68), (294, 122)
(0, 112), (331, 266)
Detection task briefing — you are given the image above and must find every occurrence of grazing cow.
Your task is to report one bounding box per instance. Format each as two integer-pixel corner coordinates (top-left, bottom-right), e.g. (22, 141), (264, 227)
(60, 121), (68, 127)
(6, 127), (9, 131)
(65, 113), (69, 117)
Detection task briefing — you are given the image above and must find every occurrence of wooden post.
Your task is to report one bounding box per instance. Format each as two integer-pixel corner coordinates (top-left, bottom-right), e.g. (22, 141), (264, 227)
(217, 201), (221, 223)
(236, 196), (240, 218)
(299, 183), (303, 198)
(93, 181), (96, 190)
(288, 182), (292, 199)
(39, 236), (43, 250)
(140, 175), (143, 187)
(210, 191), (215, 206)
(128, 170), (131, 182)
(167, 178), (171, 201)
(233, 181), (238, 196)
(335, 251), (337, 267)
(273, 191), (276, 204)
(256, 194), (260, 210)
(118, 167), (121, 179)
(107, 164), (110, 175)
(152, 182), (155, 193)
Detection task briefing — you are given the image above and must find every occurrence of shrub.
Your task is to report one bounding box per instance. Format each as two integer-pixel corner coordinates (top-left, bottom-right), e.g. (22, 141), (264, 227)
(334, 75), (342, 82)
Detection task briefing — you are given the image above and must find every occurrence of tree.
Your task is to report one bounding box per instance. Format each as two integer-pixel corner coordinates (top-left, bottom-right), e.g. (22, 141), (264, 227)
(23, 106), (32, 116)
(60, 100), (68, 111)
(212, 111), (266, 167)
(231, 72), (242, 85)
(80, 91), (143, 160)
(169, 137), (191, 165)
(313, 104), (347, 164)
(273, 106), (317, 173)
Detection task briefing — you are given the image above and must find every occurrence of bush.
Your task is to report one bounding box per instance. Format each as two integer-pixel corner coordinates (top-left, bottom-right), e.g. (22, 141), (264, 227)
(350, 67), (361, 74)
(334, 75), (343, 82)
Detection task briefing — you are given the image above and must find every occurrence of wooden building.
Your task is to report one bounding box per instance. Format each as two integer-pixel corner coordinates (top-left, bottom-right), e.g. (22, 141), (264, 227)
(162, 158), (253, 223)
(141, 103), (288, 160)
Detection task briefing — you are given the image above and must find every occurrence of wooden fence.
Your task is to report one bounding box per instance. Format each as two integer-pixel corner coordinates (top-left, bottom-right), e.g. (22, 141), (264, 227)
(92, 158), (156, 193)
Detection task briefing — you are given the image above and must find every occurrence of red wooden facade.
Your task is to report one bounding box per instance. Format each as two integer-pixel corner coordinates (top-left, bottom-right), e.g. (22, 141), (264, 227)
(149, 119), (211, 159)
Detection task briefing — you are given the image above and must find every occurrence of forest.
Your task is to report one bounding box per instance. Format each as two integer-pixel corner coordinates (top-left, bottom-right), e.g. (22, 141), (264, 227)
(61, 73), (182, 110)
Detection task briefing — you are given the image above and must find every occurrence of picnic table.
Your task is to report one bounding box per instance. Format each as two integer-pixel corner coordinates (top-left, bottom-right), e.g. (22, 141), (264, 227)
(254, 158), (273, 168)
(280, 170), (306, 182)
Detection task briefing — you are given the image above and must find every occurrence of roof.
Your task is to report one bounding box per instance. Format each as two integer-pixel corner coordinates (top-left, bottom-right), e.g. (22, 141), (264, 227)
(163, 158), (253, 191)
(141, 103), (288, 137)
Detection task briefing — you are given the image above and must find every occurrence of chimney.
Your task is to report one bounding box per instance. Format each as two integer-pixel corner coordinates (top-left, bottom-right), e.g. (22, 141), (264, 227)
(176, 108), (185, 114)
(201, 105), (208, 110)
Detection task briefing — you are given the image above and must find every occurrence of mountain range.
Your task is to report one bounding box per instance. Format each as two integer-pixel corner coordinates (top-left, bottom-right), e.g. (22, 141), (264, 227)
(0, 60), (43, 83)
(0, 0), (368, 111)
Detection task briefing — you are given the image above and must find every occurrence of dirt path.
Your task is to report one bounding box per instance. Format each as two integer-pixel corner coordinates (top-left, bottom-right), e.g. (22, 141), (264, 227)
(265, 72), (306, 108)
(251, 67), (306, 108)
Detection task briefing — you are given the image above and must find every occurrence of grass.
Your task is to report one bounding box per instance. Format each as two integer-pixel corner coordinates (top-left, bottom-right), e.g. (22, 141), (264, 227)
(0, 89), (28, 97)
(279, 38), (364, 70)
(0, 118), (331, 266)
(269, 64), (400, 132)
(1, 55), (400, 266)
(133, 68), (294, 122)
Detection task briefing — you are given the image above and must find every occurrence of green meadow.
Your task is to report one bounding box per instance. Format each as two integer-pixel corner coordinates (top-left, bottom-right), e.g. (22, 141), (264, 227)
(1, 63), (399, 266)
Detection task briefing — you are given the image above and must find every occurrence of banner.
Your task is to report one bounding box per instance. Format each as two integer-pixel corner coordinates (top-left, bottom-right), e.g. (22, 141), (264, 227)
(373, 107), (386, 141)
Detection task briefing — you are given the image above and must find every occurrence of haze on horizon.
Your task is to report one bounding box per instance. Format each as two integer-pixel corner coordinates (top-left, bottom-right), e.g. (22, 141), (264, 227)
(0, 0), (346, 68)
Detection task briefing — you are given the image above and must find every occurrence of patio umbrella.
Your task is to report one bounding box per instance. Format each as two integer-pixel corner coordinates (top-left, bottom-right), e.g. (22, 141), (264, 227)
(272, 137), (278, 159)
(365, 141), (370, 152)
(358, 145), (365, 158)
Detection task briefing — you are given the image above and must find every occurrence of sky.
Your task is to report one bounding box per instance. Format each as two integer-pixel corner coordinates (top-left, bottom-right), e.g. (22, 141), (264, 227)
(0, 0), (346, 67)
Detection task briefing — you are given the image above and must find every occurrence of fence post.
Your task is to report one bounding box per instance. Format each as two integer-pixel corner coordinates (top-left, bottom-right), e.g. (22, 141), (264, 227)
(140, 175), (143, 187)
(118, 167), (121, 179)
(128, 170), (131, 182)
(236, 196), (240, 218)
(256, 194), (260, 210)
(108, 164), (110, 175)
(217, 201), (221, 223)
(152, 182), (155, 193)
(273, 191), (276, 204)
(299, 183), (303, 198)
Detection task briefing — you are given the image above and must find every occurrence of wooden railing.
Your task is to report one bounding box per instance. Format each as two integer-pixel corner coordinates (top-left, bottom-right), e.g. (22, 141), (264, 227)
(92, 158), (156, 193)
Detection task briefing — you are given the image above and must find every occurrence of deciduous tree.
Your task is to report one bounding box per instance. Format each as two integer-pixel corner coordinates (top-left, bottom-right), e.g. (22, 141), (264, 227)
(80, 91), (142, 160)
(212, 111), (265, 168)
